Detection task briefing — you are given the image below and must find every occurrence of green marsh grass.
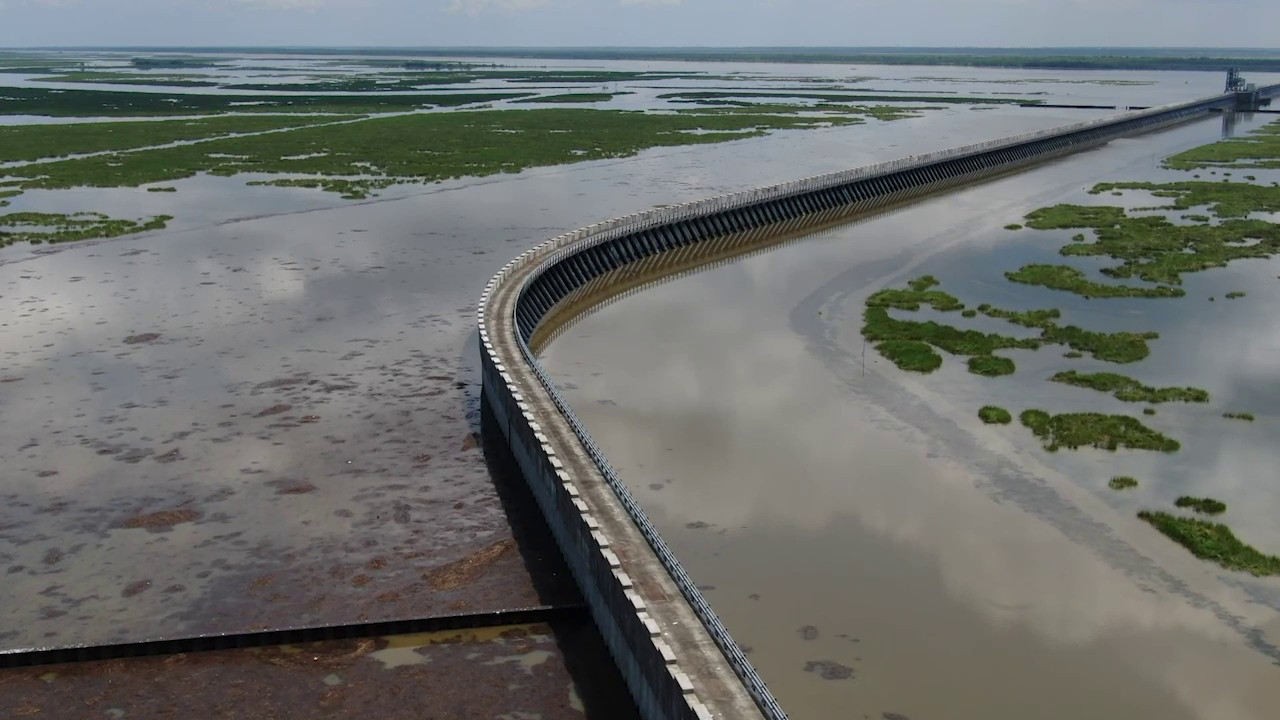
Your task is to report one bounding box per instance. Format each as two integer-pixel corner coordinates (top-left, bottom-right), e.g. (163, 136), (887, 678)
(978, 406), (1013, 424)
(1019, 409), (1180, 452)
(1137, 511), (1280, 576)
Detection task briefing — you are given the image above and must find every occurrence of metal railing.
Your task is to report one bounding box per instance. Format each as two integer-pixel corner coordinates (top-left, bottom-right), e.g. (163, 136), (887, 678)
(481, 88), (1242, 720)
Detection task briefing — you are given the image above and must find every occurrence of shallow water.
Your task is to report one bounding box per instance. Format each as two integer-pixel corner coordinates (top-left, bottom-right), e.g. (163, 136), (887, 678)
(0, 80), (1101, 651)
(542, 113), (1280, 719)
(3, 52), (1276, 715)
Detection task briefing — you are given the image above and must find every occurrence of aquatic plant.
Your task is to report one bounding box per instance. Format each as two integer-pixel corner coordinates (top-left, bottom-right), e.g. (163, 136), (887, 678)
(1, 108), (878, 198)
(874, 339), (942, 373)
(1049, 370), (1208, 403)
(0, 211), (171, 247)
(1174, 496), (1227, 515)
(968, 355), (1015, 376)
(1018, 409), (1180, 452)
(1109, 476), (1138, 490)
(978, 405), (1013, 424)
(1223, 412), (1255, 421)
(1137, 511), (1280, 576)
(1005, 264), (1184, 298)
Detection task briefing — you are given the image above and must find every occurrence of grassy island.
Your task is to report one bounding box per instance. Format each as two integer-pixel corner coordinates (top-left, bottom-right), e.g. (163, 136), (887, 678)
(978, 405), (1013, 424)
(1174, 496), (1227, 515)
(1109, 476), (1139, 490)
(0, 211), (172, 247)
(1, 108), (881, 199)
(1019, 409), (1180, 452)
(1049, 370), (1209, 403)
(1164, 119), (1280, 170)
(1138, 511), (1280, 576)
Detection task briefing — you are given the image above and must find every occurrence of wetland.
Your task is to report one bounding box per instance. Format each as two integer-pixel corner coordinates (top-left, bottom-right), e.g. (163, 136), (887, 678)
(7, 49), (1280, 720)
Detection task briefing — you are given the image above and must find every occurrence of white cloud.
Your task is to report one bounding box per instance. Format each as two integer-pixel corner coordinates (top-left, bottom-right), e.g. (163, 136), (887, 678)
(445, 0), (550, 15)
(236, 0), (329, 7)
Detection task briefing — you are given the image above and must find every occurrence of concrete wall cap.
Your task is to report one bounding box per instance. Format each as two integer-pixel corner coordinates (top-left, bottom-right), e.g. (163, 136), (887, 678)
(613, 569), (634, 589)
(691, 701), (715, 720)
(640, 614), (660, 637)
(655, 639), (677, 665)
(673, 670), (695, 694)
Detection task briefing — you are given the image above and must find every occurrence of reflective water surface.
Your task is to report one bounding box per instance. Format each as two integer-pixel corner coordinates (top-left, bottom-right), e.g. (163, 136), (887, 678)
(4, 54), (1276, 717)
(543, 113), (1280, 719)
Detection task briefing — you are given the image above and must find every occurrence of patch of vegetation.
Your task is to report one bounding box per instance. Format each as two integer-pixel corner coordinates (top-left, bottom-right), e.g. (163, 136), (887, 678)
(1164, 119), (1280, 169)
(968, 355), (1015, 376)
(1144, 407), (1156, 415)
(1174, 496), (1227, 515)
(1049, 370), (1208, 403)
(961, 309), (977, 318)
(1, 108), (870, 197)
(1182, 214), (1210, 222)
(33, 71), (220, 87)
(874, 339), (942, 373)
(978, 405), (1012, 424)
(1019, 409), (1180, 452)
(1004, 223), (1023, 230)
(1006, 264), (1184, 298)
(1225, 291), (1246, 299)
(146, 186), (177, 193)
(0, 86), (537, 117)
(862, 306), (1038, 373)
(976, 303), (1059, 329)
(1041, 325), (1157, 363)
(0, 211), (171, 247)
(1137, 511), (1280, 576)
(1223, 412), (1256, 421)
(864, 280), (1159, 371)
(1109, 476), (1138, 490)
(0, 115), (356, 163)
(1017, 200), (1280, 292)
(1090, 181), (1280, 219)
(865, 275), (964, 311)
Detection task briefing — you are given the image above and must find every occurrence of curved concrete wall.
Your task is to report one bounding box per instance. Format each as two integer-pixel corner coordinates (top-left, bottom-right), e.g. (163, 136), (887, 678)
(477, 90), (1251, 720)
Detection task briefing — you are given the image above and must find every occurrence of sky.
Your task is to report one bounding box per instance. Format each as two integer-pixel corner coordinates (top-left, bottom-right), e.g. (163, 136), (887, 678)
(1, 0), (1278, 50)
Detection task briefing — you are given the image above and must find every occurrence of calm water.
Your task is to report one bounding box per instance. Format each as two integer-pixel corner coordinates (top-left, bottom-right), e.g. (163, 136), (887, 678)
(0, 64), (1103, 650)
(3, 54), (1274, 716)
(542, 113), (1280, 719)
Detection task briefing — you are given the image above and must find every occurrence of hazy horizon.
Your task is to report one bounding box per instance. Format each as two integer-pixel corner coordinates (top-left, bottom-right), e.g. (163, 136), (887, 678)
(2, 1), (1279, 50)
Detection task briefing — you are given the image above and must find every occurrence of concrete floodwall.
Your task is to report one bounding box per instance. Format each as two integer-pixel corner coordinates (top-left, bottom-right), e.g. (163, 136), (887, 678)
(478, 89), (1241, 720)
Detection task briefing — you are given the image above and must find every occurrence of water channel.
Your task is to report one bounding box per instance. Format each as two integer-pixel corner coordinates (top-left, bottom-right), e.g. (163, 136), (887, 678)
(541, 112), (1280, 719)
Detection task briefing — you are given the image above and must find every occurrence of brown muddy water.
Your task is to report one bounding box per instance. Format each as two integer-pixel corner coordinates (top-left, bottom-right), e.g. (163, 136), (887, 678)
(0, 95), (1093, 651)
(3, 54), (1268, 717)
(541, 112), (1280, 720)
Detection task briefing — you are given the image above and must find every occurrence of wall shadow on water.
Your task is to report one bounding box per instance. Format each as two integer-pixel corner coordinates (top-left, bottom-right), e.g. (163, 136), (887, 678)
(480, 395), (642, 720)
